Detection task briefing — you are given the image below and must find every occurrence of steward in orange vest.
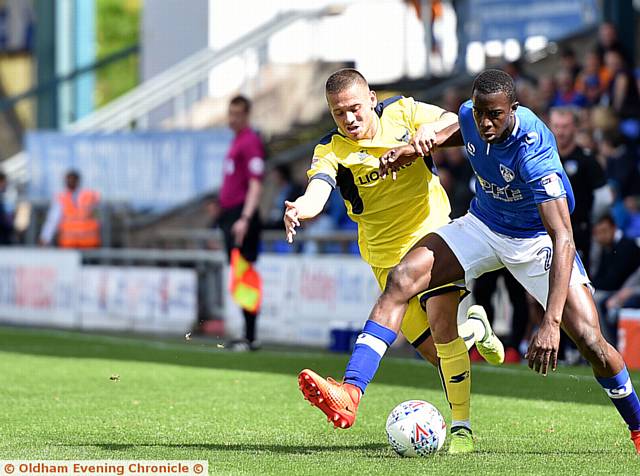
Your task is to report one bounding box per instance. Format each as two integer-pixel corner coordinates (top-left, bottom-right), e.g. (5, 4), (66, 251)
(40, 170), (101, 248)
(58, 188), (100, 248)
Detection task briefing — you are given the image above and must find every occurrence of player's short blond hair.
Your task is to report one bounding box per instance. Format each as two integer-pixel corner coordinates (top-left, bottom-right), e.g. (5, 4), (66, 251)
(325, 68), (369, 95)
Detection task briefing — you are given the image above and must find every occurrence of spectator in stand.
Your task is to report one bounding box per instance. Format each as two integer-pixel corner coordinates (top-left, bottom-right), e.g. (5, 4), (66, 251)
(582, 75), (603, 108)
(550, 69), (587, 108)
(516, 80), (537, 112)
(504, 61), (539, 114)
(602, 48), (640, 119)
(560, 47), (582, 85)
(40, 170), (100, 248)
(263, 165), (303, 230)
(592, 214), (640, 346)
(217, 95), (265, 351)
(601, 128), (640, 209)
(597, 22), (631, 67)
(601, 127), (640, 230)
(576, 49), (611, 99)
(0, 172), (13, 245)
(591, 105), (620, 139)
(550, 107), (607, 272)
(503, 60), (537, 89)
(624, 196), (640, 239)
(533, 75), (556, 115)
(576, 125), (598, 152)
(606, 266), (640, 320)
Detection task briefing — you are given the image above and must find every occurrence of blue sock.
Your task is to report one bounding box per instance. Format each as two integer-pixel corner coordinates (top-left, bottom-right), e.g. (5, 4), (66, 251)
(344, 321), (397, 394)
(596, 367), (640, 431)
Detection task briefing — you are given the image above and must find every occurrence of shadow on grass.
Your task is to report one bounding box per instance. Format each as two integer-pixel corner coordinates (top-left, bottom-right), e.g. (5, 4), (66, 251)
(60, 442), (629, 457)
(67, 442), (390, 455)
(0, 326), (618, 407)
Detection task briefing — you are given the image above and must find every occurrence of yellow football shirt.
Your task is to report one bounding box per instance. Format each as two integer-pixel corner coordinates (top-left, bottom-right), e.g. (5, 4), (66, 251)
(307, 96), (452, 268)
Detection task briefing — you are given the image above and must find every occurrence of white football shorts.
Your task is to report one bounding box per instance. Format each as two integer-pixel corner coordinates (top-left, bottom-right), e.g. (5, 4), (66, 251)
(433, 212), (591, 309)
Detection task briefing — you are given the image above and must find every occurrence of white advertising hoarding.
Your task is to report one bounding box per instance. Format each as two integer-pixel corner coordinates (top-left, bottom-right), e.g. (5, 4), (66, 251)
(225, 254), (380, 346)
(0, 248), (81, 327)
(80, 266), (197, 334)
(0, 249), (198, 335)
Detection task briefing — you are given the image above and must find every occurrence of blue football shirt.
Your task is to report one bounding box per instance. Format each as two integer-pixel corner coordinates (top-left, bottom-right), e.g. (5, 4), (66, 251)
(458, 100), (575, 238)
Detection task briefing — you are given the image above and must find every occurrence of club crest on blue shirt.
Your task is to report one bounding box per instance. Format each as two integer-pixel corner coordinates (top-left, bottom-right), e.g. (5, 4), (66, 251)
(500, 164), (515, 183)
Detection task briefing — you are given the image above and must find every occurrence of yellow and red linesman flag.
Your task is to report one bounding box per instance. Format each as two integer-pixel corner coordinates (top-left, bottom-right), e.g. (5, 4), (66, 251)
(230, 248), (262, 313)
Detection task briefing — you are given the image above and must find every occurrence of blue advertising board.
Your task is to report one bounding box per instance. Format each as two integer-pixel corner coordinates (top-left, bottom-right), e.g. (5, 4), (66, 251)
(26, 129), (233, 210)
(460, 0), (599, 43)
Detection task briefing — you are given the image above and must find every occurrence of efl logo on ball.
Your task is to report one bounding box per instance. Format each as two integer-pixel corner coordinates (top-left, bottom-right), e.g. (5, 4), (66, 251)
(385, 400), (447, 457)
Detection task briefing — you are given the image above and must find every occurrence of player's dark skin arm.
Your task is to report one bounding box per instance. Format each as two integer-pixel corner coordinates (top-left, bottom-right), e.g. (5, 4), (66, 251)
(526, 197), (576, 375)
(379, 125), (462, 178)
(439, 128), (464, 148)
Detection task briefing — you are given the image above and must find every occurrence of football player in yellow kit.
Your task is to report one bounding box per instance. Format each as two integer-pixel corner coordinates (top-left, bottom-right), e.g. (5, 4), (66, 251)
(285, 68), (504, 453)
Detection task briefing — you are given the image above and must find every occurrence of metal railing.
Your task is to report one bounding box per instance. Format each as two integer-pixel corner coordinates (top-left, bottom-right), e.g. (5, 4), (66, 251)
(68, 5), (343, 133)
(3, 5), (344, 186)
(143, 228), (358, 254)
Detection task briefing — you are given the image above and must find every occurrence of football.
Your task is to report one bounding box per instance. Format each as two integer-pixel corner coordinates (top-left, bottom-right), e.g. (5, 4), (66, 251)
(385, 400), (447, 457)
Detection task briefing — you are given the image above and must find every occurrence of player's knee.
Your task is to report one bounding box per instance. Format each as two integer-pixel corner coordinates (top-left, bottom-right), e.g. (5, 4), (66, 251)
(386, 251), (434, 299)
(385, 265), (415, 300)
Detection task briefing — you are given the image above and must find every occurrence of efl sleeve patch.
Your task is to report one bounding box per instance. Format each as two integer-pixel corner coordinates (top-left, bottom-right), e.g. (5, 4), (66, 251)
(530, 172), (567, 204)
(540, 173), (562, 197)
(307, 149), (338, 184)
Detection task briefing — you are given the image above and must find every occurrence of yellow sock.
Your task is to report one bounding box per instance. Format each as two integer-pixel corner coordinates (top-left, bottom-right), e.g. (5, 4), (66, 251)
(435, 337), (471, 422)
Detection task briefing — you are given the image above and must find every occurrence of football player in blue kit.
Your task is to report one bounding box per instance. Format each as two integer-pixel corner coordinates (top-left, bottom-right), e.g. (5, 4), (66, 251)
(348, 69), (640, 453)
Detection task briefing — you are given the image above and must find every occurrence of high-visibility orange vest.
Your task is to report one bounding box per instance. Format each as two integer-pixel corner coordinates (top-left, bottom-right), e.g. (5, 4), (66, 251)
(57, 189), (101, 248)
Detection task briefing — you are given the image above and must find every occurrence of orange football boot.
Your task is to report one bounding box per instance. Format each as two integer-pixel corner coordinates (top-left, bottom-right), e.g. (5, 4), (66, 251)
(298, 369), (361, 429)
(632, 430), (640, 454)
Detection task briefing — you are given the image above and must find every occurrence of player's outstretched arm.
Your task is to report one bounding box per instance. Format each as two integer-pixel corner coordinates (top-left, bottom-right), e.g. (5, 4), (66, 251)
(438, 127), (464, 148)
(283, 179), (332, 243)
(527, 198), (576, 375)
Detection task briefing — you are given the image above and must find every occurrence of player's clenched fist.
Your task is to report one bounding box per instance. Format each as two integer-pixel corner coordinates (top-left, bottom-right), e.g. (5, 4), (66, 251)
(379, 145), (419, 180)
(283, 200), (301, 243)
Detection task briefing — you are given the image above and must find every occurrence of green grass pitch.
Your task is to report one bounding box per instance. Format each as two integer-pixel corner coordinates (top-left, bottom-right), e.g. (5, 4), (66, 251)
(0, 326), (639, 475)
